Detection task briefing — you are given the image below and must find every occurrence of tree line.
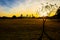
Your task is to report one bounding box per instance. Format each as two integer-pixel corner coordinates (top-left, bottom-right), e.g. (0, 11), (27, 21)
(0, 7), (60, 19)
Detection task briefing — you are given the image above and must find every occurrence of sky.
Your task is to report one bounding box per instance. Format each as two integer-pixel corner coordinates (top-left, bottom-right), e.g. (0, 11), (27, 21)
(0, 0), (60, 17)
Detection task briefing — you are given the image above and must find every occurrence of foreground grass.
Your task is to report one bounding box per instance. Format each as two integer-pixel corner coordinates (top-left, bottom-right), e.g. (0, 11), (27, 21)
(0, 19), (60, 40)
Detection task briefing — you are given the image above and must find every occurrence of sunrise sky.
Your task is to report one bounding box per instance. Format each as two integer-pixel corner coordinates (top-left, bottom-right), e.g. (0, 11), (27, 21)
(0, 0), (60, 17)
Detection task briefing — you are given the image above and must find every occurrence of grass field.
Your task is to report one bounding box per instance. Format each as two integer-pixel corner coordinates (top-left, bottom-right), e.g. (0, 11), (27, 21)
(0, 19), (60, 40)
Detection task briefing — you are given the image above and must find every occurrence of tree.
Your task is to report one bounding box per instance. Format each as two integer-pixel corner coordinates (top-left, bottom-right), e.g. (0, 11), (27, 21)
(32, 14), (35, 18)
(20, 14), (23, 18)
(12, 15), (16, 18)
(56, 7), (60, 18)
(26, 14), (28, 17)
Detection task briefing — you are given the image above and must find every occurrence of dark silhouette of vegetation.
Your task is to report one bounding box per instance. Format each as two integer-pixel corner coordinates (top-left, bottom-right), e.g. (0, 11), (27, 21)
(56, 7), (60, 18)
(0, 16), (11, 19)
(2, 16), (8, 19)
(26, 14), (28, 17)
(52, 7), (60, 19)
(32, 14), (35, 18)
(12, 15), (16, 18)
(20, 14), (23, 18)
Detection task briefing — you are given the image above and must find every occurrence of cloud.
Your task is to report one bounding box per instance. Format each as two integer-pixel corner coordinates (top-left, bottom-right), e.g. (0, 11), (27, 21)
(0, 0), (60, 17)
(0, 0), (26, 7)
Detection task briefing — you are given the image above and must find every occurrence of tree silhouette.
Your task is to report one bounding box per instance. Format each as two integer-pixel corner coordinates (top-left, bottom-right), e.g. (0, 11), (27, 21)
(12, 15), (16, 18)
(20, 14), (23, 18)
(2, 16), (8, 19)
(26, 14), (28, 17)
(32, 14), (35, 18)
(56, 7), (60, 18)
